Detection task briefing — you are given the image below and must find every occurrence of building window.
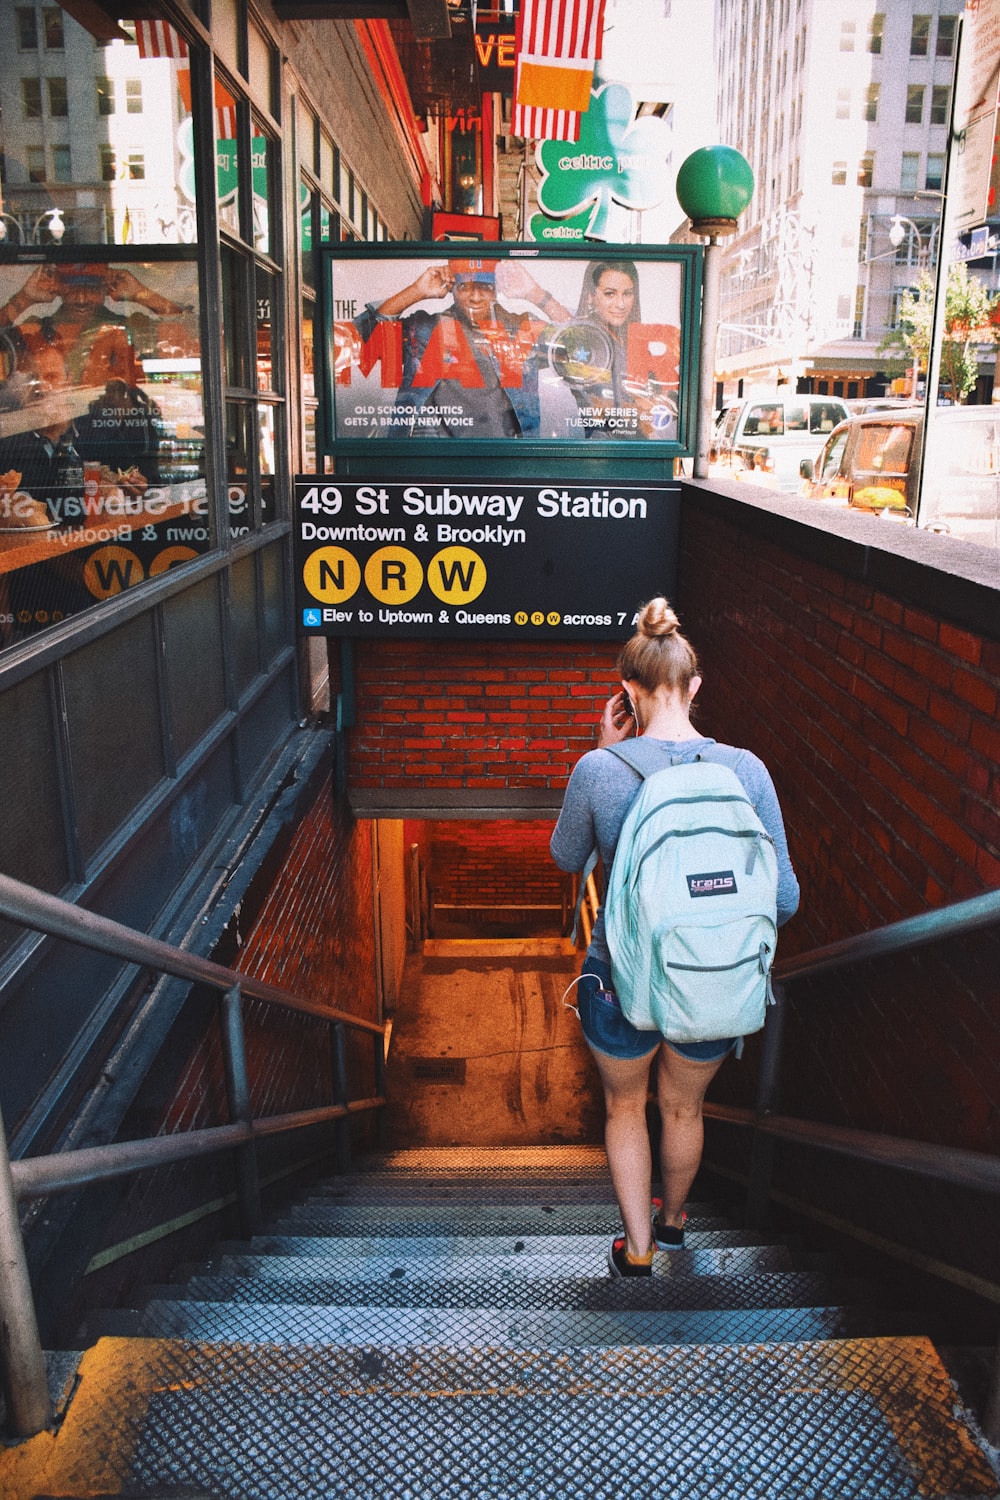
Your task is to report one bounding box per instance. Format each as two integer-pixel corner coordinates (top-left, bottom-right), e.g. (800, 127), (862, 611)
(97, 76), (114, 115)
(98, 144), (116, 182)
(858, 153), (874, 187)
(865, 84), (879, 123)
(47, 77), (68, 117)
(22, 77), (43, 118)
(127, 153), (145, 181)
(840, 18), (856, 50)
(836, 88), (850, 120)
(868, 13), (884, 53)
(43, 7), (64, 48)
(853, 285), (865, 339)
(126, 79), (143, 114)
(905, 86), (924, 125)
(888, 290), (907, 329)
(26, 146), (46, 182)
(832, 160), (847, 186)
(900, 153), (919, 193)
(910, 15), (930, 57)
(930, 86), (950, 126)
(51, 144), (72, 182)
(937, 16), (957, 57)
(16, 7), (37, 48)
(926, 154), (944, 191)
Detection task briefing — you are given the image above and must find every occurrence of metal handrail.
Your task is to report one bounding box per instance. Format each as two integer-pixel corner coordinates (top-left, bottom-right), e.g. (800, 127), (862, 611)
(0, 873), (385, 1035)
(773, 887), (1000, 986)
(0, 871), (389, 1438)
(736, 883), (1000, 1443)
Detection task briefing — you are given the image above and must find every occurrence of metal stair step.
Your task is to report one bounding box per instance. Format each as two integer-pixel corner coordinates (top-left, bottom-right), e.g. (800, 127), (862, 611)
(27, 1335), (996, 1500)
(235, 1235), (799, 1277)
(167, 1268), (880, 1314)
(129, 1298), (914, 1347)
(272, 1201), (778, 1239)
(315, 1182), (723, 1208)
(356, 1146), (611, 1173)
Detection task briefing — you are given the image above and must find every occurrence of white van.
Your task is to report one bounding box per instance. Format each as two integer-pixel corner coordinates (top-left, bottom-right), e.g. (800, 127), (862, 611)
(711, 394), (849, 492)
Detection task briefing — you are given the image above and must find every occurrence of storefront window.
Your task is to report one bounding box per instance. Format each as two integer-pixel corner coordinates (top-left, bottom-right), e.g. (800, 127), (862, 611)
(258, 402), (277, 525)
(251, 129), (277, 257)
(1, 16), (196, 246)
(221, 245), (250, 389)
(226, 400), (250, 534)
(0, 255), (206, 649)
(216, 77), (242, 239)
(256, 270), (276, 391)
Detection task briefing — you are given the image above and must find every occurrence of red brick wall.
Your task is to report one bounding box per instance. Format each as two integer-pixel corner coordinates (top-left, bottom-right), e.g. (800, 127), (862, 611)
(675, 504), (1000, 952)
(428, 821), (564, 906)
(350, 638), (617, 790)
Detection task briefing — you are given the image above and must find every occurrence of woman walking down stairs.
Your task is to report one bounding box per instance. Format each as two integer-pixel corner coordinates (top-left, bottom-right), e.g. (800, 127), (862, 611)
(2, 1146), (998, 1499)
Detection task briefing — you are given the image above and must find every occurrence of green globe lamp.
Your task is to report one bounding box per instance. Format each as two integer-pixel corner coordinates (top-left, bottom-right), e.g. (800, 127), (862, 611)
(676, 147), (754, 477)
(676, 145), (754, 238)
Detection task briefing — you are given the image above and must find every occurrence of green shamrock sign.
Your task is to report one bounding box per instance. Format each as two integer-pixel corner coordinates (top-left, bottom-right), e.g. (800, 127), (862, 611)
(536, 82), (669, 240)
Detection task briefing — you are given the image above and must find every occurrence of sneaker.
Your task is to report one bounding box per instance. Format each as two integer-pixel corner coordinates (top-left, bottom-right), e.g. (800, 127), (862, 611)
(607, 1234), (653, 1278)
(651, 1203), (687, 1250)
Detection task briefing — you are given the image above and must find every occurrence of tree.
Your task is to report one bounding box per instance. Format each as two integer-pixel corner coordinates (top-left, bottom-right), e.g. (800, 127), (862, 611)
(880, 262), (998, 404)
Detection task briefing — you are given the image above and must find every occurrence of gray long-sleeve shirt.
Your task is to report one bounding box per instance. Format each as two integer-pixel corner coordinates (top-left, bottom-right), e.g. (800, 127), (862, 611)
(550, 734), (800, 964)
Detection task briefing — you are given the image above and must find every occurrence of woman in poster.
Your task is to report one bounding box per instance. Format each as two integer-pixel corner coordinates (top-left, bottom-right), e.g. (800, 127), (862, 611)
(556, 260), (679, 440)
(351, 258), (571, 438)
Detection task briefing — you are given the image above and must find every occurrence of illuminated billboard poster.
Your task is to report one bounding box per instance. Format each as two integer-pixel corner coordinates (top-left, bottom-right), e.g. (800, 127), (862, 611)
(324, 243), (701, 455)
(293, 476), (679, 640)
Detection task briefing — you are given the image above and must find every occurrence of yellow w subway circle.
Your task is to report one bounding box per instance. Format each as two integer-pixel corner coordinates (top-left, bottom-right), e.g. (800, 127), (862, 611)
(427, 546), (487, 604)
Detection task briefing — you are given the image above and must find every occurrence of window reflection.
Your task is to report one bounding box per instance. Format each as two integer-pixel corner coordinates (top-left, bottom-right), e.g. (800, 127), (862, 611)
(258, 403), (277, 525)
(2, 16), (196, 246)
(216, 78), (241, 238)
(256, 271), (276, 391)
(0, 258), (206, 648)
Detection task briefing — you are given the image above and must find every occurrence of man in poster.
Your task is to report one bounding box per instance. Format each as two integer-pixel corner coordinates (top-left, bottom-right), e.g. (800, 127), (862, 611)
(351, 258), (571, 438)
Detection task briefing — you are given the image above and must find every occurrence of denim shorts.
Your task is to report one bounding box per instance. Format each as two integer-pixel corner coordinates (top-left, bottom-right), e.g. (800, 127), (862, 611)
(577, 955), (737, 1063)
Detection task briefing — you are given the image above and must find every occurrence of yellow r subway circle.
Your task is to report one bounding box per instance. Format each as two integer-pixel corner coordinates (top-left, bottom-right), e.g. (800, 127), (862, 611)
(364, 546), (424, 604)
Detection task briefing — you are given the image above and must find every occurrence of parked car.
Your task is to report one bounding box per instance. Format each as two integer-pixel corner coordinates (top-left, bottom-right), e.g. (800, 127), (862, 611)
(711, 394), (849, 492)
(799, 405), (1000, 546)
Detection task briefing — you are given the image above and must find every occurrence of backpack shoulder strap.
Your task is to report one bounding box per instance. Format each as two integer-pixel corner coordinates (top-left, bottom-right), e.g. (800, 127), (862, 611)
(603, 741), (649, 777)
(569, 743), (643, 943)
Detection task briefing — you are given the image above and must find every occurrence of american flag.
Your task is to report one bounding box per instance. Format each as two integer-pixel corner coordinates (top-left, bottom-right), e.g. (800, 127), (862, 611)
(513, 0), (606, 142)
(135, 20), (237, 141)
(134, 19), (189, 61)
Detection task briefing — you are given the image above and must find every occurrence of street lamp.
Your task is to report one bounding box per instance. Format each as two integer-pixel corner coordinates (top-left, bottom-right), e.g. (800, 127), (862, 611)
(676, 146), (755, 477)
(0, 208), (65, 244)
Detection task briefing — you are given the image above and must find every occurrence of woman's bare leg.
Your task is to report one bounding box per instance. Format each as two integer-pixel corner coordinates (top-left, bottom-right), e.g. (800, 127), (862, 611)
(654, 1043), (729, 1227)
(587, 1044), (658, 1257)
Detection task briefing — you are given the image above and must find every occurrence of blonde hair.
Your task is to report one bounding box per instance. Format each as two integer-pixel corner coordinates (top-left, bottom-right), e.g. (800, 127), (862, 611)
(617, 597), (699, 698)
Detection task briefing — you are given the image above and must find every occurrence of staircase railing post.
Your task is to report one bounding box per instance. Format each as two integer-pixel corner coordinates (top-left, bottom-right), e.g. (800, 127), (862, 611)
(745, 978), (788, 1230)
(332, 1022), (352, 1173)
(373, 1029), (387, 1148)
(0, 1107), (52, 1437)
(221, 985), (262, 1237)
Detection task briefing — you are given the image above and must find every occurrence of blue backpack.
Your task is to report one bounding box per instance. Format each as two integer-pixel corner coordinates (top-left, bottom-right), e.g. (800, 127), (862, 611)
(602, 746), (779, 1043)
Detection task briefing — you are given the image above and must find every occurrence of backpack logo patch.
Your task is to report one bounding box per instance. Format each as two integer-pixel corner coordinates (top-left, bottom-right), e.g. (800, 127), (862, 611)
(687, 870), (738, 898)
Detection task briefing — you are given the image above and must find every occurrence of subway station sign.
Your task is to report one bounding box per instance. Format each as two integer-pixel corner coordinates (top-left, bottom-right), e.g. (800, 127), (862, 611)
(294, 477), (678, 639)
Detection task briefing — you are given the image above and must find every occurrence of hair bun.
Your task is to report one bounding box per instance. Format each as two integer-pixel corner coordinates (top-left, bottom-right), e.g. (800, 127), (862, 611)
(638, 596), (679, 639)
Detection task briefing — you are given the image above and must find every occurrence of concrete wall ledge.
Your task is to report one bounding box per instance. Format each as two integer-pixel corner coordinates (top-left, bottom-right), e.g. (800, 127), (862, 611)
(683, 478), (999, 639)
(348, 788), (563, 820)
